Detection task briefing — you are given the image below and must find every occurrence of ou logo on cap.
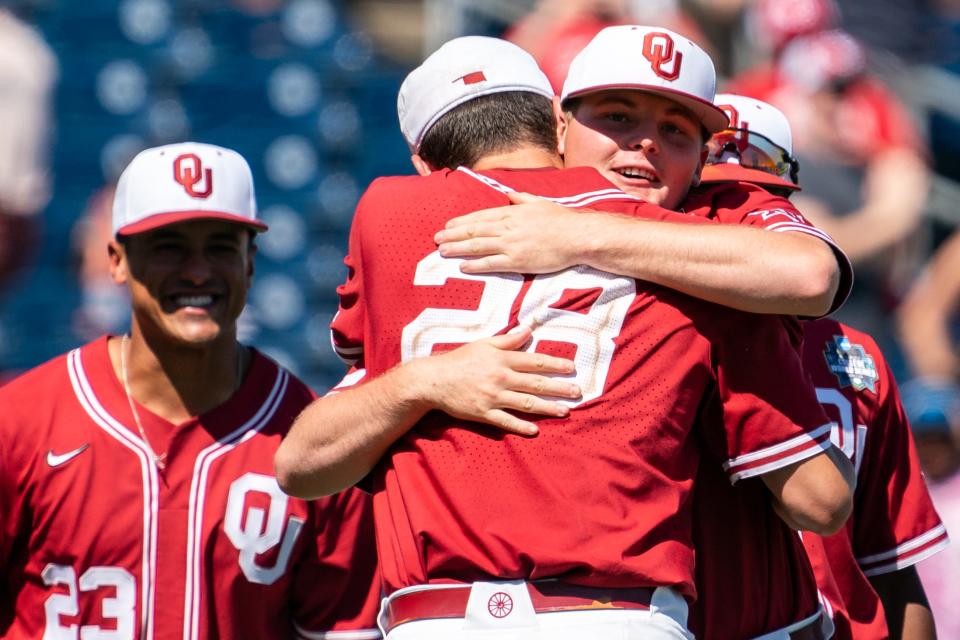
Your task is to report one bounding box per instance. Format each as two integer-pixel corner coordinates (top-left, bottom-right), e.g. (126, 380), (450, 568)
(173, 153), (214, 199)
(717, 103), (751, 147)
(718, 104), (740, 128)
(642, 31), (683, 81)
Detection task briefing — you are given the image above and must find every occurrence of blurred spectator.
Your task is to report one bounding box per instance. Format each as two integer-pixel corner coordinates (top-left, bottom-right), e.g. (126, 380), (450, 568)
(346, 0), (425, 65)
(896, 216), (960, 639)
(746, 0), (840, 57)
(907, 413), (960, 639)
(0, 7), (56, 291)
(686, 0), (839, 78)
(773, 31), (930, 264)
(729, 29), (931, 348)
(70, 185), (130, 341)
(833, 0), (939, 66)
(898, 230), (960, 386)
(505, 0), (708, 92)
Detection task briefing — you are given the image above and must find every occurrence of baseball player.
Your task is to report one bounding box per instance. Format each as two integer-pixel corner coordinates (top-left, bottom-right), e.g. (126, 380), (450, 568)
(692, 94), (947, 639)
(0, 142), (380, 639)
(433, 34), (852, 323)
(684, 94), (842, 640)
(276, 32), (854, 639)
(426, 33), (850, 636)
(803, 318), (946, 639)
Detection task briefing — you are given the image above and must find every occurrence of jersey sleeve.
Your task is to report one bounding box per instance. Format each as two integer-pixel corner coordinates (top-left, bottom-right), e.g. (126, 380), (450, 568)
(327, 367), (368, 395)
(291, 487), (381, 638)
(331, 254), (364, 367)
(718, 190), (853, 314)
(0, 420), (15, 606)
(0, 394), (30, 626)
(703, 311), (834, 483)
(851, 349), (949, 577)
(331, 183), (381, 367)
(0, 404), (25, 581)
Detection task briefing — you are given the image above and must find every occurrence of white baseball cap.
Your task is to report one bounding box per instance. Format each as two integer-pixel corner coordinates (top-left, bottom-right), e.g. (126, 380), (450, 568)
(701, 94), (800, 190)
(112, 142), (267, 236)
(397, 36), (555, 152)
(714, 94), (793, 155)
(561, 25), (728, 134)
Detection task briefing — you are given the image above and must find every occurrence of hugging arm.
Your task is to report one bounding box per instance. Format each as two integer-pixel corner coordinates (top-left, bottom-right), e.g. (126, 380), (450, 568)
(436, 192), (839, 316)
(275, 327), (580, 498)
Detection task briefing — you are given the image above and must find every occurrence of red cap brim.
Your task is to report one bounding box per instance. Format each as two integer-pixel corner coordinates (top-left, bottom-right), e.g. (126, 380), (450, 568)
(700, 164), (800, 191)
(116, 210), (269, 236)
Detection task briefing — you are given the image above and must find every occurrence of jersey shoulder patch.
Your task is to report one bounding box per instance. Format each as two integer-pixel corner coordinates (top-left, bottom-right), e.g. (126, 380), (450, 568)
(823, 335), (879, 393)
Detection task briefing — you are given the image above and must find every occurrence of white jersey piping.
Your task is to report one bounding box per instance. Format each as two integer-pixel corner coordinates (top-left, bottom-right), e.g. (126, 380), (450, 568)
(68, 348), (160, 640)
(183, 367), (289, 639)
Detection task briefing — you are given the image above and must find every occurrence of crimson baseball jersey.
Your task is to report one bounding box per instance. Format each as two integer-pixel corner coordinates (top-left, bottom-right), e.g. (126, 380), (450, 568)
(332, 165), (833, 600)
(683, 179), (854, 318)
(0, 338), (380, 639)
(800, 318), (948, 639)
(688, 456), (825, 638)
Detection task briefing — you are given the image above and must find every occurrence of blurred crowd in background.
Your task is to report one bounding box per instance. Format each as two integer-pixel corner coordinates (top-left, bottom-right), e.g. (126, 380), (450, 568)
(1, 0), (959, 633)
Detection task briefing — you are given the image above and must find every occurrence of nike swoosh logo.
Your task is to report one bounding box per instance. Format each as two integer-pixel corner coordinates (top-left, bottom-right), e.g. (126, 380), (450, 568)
(46, 444), (90, 467)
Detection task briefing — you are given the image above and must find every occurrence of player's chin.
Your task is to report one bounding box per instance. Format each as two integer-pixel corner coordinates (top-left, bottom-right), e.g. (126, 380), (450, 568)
(166, 318), (229, 347)
(614, 182), (666, 205)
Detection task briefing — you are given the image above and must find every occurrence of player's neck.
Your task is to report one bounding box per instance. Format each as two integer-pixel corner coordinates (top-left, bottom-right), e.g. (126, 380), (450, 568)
(471, 147), (563, 171)
(108, 330), (247, 424)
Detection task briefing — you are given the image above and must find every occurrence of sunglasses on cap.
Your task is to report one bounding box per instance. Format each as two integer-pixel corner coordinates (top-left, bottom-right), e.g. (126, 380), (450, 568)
(706, 129), (799, 185)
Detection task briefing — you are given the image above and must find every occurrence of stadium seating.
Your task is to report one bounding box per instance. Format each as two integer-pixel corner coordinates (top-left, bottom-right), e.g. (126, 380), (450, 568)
(1, 0), (412, 391)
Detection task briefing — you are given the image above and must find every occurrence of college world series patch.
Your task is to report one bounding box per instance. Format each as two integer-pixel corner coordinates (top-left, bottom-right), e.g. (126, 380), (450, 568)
(823, 335), (878, 393)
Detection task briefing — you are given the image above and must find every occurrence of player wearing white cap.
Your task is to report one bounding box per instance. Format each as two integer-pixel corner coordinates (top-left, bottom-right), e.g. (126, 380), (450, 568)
(422, 29), (857, 638)
(0, 142), (380, 639)
(692, 95), (946, 640)
(277, 33), (855, 640)
(679, 95), (833, 640)
(434, 26), (851, 321)
(701, 94), (800, 196)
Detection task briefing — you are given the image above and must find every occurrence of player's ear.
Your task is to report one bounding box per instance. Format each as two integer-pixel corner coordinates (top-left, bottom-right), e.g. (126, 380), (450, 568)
(108, 238), (128, 284)
(246, 238), (256, 284)
(410, 154), (433, 176)
(691, 144), (709, 187)
(554, 96), (569, 157)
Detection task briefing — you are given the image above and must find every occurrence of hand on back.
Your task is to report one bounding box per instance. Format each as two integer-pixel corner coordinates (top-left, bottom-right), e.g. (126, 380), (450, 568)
(414, 325), (581, 436)
(435, 192), (586, 274)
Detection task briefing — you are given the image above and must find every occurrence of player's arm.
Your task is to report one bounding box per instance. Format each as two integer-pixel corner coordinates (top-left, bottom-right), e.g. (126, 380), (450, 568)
(794, 148), (928, 263)
(759, 444), (856, 535)
(874, 569), (938, 640)
(843, 333), (946, 639)
(897, 228), (960, 381)
(710, 312), (855, 535)
(434, 192), (840, 317)
(868, 567), (937, 640)
(275, 327), (580, 499)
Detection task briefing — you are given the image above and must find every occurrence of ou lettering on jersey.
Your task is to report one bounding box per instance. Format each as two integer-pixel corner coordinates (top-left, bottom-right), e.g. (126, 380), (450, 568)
(0, 337), (380, 639)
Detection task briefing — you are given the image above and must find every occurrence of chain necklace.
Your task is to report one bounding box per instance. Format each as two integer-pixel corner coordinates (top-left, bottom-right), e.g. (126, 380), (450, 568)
(119, 335), (244, 470)
(120, 335), (166, 469)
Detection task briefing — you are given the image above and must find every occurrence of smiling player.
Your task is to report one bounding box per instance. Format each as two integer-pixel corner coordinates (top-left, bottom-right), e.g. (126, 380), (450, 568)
(0, 142), (380, 639)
